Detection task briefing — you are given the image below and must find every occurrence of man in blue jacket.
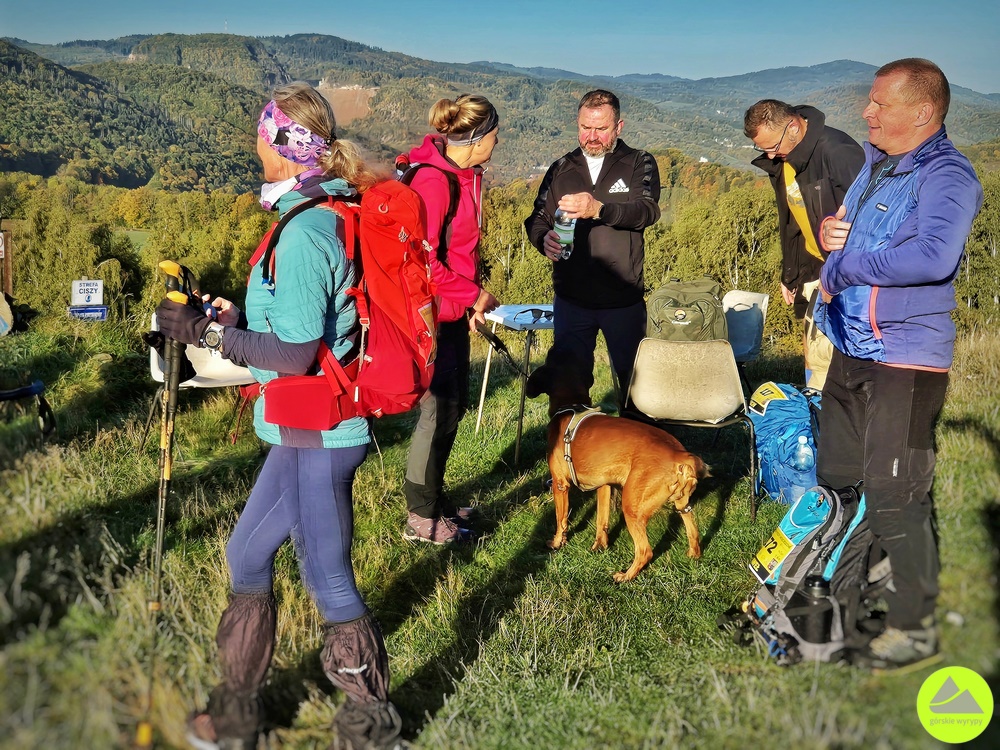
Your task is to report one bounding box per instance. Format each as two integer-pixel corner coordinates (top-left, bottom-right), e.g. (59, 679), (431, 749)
(816, 58), (983, 672)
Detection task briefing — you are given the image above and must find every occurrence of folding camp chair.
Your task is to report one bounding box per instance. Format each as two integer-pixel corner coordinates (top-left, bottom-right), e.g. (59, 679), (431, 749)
(0, 379), (56, 438)
(625, 337), (761, 520)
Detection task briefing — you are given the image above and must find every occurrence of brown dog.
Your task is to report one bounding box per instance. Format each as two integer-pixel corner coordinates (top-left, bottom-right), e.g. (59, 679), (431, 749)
(526, 347), (708, 582)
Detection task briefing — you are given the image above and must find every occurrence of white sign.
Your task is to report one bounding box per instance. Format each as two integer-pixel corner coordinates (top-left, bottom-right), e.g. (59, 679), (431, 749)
(0, 232), (6, 259)
(72, 279), (104, 306)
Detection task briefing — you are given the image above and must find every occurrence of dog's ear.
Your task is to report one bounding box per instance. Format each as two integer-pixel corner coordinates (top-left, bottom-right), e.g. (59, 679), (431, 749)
(545, 345), (571, 368)
(550, 348), (593, 392)
(525, 365), (552, 399)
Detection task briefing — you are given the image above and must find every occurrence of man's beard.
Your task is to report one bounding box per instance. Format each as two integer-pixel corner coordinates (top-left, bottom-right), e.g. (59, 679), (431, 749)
(582, 136), (618, 157)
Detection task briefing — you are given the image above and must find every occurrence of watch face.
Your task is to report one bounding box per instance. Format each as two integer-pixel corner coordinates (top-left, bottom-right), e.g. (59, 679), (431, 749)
(204, 329), (222, 349)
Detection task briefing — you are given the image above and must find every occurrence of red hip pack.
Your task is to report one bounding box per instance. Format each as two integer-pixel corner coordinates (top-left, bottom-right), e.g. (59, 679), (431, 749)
(241, 345), (361, 431)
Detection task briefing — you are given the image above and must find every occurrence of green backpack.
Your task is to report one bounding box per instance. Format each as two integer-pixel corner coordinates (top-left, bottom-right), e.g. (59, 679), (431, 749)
(646, 276), (728, 342)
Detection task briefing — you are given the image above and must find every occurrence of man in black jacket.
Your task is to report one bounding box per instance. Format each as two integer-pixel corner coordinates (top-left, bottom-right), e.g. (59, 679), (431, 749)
(745, 100), (863, 389)
(525, 90), (660, 398)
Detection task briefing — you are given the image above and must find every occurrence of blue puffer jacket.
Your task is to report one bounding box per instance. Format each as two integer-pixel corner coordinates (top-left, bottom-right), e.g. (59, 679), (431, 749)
(815, 128), (983, 370)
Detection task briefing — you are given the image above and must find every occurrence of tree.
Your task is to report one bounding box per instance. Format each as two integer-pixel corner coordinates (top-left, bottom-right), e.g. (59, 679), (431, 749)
(0, 176), (26, 232)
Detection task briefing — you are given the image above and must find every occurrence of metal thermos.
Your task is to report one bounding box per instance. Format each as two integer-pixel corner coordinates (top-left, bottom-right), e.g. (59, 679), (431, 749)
(803, 575), (833, 643)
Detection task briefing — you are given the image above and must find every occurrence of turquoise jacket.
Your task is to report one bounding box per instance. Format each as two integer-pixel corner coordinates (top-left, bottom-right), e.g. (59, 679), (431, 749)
(815, 128), (983, 370)
(246, 179), (370, 448)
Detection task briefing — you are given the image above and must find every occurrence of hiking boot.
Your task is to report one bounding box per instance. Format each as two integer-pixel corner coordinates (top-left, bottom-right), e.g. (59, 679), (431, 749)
(402, 512), (473, 544)
(329, 700), (410, 750)
(442, 505), (476, 523)
(851, 616), (941, 674)
(185, 711), (258, 750)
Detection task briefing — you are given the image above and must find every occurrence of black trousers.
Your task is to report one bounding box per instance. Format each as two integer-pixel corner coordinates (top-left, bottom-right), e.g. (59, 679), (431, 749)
(404, 319), (470, 518)
(816, 349), (948, 630)
(553, 295), (646, 402)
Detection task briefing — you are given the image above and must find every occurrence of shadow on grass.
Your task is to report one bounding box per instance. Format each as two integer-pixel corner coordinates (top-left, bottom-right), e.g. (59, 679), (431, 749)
(942, 413), (1000, 748)
(0, 451), (258, 648)
(263, 408), (752, 738)
(254, 425), (553, 733)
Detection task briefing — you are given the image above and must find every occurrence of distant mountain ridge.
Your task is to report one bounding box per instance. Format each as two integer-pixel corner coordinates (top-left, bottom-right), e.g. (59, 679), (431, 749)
(3, 33), (999, 192)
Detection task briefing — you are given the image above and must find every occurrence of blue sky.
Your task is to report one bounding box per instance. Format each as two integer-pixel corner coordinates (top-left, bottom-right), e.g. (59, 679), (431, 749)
(2, 0), (998, 94)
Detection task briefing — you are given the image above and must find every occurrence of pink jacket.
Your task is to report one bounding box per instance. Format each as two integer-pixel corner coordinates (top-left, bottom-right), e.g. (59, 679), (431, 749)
(405, 134), (484, 323)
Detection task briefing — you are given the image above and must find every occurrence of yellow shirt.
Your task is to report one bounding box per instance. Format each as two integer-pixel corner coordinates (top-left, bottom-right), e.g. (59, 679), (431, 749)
(783, 160), (823, 261)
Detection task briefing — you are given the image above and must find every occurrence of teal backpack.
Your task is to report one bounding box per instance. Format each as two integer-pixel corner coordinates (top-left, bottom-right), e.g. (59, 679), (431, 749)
(722, 483), (891, 666)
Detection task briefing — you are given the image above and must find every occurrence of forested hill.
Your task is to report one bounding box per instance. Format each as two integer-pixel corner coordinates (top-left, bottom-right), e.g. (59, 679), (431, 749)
(4, 32), (1000, 193)
(0, 40), (259, 191)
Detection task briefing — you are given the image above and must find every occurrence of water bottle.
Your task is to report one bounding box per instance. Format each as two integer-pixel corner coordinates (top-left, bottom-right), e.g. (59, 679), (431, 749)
(802, 575), (833, 643)
(553, 208), (576, 260)
(792, 435), (815, 472)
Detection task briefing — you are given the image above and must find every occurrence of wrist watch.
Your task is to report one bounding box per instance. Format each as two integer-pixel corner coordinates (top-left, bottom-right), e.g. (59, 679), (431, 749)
(201, 322), (225, 352)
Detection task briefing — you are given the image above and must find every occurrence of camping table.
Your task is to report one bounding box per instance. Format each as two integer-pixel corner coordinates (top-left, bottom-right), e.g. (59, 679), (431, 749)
(474, 303), (554, 465)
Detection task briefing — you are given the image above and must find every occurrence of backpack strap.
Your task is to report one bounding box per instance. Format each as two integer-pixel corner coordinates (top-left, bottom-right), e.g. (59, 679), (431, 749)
(255, 195), (331, 286)
(398, 162), (460, 266)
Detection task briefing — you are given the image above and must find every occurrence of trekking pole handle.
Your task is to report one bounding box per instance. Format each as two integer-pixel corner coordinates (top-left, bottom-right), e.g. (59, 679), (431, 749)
(158, 260), (218, 319)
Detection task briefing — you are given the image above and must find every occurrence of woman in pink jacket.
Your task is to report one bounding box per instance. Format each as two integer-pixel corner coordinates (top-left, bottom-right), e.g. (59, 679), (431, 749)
(401, 95), (500, 544)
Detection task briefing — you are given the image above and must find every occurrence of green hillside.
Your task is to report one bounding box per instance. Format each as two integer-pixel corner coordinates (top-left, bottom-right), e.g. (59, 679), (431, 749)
(5, 33), (1000, 190)
(130, 33), (289, 92)
(0, 41), (257, 192)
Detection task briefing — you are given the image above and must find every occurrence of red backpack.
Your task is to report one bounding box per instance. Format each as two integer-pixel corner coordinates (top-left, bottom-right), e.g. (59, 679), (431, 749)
(243, 181), (437, 429)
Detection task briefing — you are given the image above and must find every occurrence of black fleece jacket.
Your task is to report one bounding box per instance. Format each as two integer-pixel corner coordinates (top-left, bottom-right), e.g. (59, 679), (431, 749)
(525, 140), (660, 309)
(751, 105), (864, 297)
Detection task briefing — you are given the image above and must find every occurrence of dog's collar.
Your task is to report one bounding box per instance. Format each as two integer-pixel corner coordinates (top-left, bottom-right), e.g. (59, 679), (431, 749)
(561, 407), (606, 489)
(553, 404), (596, 419)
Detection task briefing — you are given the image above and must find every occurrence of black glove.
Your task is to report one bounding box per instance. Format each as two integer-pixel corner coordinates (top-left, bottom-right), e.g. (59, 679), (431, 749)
(155, 298), (212, 346)
(141, 330), (198, 382)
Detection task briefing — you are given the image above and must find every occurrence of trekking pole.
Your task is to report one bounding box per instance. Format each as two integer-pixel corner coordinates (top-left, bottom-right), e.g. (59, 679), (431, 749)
(136, 262), (188, 749)
(475, 321), (528, 379)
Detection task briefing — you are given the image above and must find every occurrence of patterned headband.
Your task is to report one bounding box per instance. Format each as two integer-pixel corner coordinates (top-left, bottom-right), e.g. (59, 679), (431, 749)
(257, 99), (332, 166)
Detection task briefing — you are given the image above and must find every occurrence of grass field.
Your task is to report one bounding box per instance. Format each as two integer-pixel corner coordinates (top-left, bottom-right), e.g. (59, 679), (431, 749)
(1, 321), (998, 749)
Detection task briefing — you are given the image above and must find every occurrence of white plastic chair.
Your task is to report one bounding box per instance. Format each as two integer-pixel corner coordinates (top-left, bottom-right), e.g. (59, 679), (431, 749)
(145, 313), (257, 448)
(625, 337), (761, 519)
(148, 313), (255, 388)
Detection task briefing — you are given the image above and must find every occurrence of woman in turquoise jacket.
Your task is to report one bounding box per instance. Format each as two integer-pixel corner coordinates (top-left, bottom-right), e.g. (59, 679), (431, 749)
(156, 82), (405, 750)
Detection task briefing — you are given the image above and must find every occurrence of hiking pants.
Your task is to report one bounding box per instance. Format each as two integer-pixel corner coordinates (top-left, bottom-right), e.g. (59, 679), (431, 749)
(816, 349), (947, 631)
(553, 295), (646, 401)
(405, 319), (470, 518)
(226, 443), (369, 622)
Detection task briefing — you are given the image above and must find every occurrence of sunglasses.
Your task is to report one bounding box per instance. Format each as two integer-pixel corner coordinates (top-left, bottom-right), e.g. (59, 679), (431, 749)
(514, 308), (554, 323)
(752, 119), (791, 154)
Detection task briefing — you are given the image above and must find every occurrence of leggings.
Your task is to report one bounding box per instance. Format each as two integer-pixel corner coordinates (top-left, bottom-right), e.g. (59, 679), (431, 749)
(226, 443), (369, 623)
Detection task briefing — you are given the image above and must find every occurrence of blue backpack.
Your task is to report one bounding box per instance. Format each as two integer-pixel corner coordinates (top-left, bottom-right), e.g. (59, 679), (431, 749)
(748, 382), (821, 504)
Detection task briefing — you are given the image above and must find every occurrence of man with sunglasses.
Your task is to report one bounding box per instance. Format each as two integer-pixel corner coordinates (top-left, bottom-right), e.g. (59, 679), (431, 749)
(744, 100), (863, 389)
(525, 89), (660, 401)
